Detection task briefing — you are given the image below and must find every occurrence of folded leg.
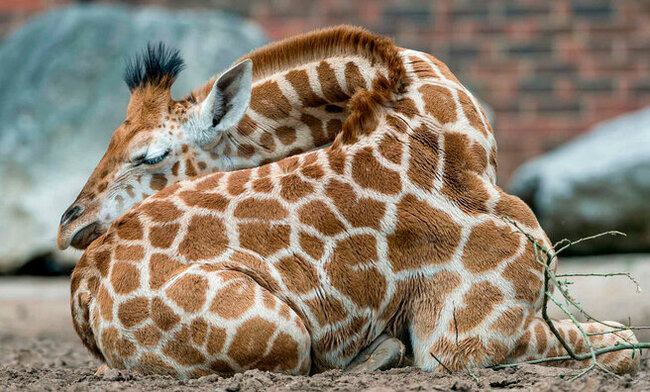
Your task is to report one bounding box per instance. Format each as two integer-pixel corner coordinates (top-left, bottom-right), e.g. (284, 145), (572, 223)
(506, 317), (639, 374)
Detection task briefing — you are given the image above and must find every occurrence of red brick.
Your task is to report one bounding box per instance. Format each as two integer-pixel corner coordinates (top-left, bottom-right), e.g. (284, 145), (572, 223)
(1, 0), (646, 184)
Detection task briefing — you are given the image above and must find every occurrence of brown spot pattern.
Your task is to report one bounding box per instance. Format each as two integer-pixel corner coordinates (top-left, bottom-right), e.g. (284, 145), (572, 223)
(327, 234), (386, 309)
(462, 220), (520, 273)
(326, 179), (386, 229)
(114, 245), (144, 261)
(234, 198), (288, 220)
(227, 317), (275, 367)
(378, 133), (403, 164)
(162, 340), (205, 366)
(453, 281), (504, 334)
(419, 84), (457, 124)
(276, 255), (319, 294)
(457, 90), (487, 137)
(299, 232), (325, 260)
(134, 324), (161, 348)
(140, 200), (183, 222)
(387, 194), (462, 271)
(115, 215), (143, 241)
(180, 190), (229, 211)
(150, 173), (168, 191)
(227, 170), (251, 196)
(206, 326), (227, 355)
(149, 224), (179, 249)
(441, 132), (489, 215)
(344, 61), (366, 94)
(166, 274), (208, 312)
(316, 60), (348, 102)
(276, 126), (297, 146)
(408, 124), (439, 191)
(250, 80), (291, 120)
(298, 201), (345, 236)
(352, 147), (401, 194)
(179, 215), (228, 261)
(238, 222), (291, 257)
(210, 277), (256, 320)
(117, 297), (149, 328)
(151, 297), (180, 331)
(280, 174), (314, 202)
(110, 262), (140, 294)
(284, 69), (327, 107)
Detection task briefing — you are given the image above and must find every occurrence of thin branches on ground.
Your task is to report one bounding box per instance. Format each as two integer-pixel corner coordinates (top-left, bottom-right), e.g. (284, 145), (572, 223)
(498, 218), (649, 380)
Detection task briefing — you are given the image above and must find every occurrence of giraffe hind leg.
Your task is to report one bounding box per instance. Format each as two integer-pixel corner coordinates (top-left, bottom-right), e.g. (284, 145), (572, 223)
(507, 317), (640, 375)
(409, 300), (511, 373)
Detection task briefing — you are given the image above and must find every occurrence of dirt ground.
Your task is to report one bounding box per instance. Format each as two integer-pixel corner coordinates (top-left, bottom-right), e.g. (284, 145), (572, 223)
(1, 333), (648, 392)
(1, 255), (649, 391)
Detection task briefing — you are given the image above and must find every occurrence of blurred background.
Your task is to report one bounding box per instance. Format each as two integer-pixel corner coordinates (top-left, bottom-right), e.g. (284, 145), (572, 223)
(0, 0), (649, 342)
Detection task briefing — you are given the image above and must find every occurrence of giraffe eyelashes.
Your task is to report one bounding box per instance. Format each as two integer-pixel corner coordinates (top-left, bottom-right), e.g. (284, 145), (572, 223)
(143, 149), (170, 165)
(134, 149), (171, 166)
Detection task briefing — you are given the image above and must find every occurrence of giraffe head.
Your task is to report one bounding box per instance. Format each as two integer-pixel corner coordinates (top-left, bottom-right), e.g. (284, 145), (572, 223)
(57, 43), (253, 250)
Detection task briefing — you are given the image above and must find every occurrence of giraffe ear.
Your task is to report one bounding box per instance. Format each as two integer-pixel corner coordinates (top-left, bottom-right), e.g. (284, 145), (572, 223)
(197, 59), (253, 145)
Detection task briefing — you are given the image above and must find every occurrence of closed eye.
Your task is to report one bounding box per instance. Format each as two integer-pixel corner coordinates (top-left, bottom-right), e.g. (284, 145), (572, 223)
(142, 149), (170, 165)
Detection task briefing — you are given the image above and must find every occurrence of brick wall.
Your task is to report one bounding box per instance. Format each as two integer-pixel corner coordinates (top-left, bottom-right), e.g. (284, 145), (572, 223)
(3, 0), (650, 184)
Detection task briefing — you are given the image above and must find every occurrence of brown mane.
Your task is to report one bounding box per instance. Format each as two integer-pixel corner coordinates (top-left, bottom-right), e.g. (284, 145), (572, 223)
(240, 25), (404, 84)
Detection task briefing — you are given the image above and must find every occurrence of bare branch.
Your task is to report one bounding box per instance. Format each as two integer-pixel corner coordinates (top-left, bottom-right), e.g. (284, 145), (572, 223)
(501, 217), (647, 380)
(556, 272), (642, 293)
(429, 352), (453, 375)
(553, 231), (626, 256)
(492, 342), (650, 369)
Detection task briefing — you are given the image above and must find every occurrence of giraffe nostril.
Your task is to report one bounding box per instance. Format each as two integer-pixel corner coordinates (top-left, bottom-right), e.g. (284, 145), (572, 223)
(61, 205), (84, 226)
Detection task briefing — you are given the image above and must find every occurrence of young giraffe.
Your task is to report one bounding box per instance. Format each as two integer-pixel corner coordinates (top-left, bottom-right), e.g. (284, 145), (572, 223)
(68, 27), (639, 378)
(57, 26), (497, 252)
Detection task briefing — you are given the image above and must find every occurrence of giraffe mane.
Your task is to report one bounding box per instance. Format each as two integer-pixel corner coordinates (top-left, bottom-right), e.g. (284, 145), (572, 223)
(240, 25), (405, 85)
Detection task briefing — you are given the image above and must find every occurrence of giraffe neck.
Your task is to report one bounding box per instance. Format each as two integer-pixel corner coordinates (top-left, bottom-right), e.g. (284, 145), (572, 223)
(189, 26), (407, 173)
(212, 56), (390, 170)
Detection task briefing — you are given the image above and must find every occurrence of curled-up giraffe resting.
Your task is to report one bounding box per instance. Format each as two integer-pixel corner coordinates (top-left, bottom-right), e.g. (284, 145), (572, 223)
(61, 26), (639, 378)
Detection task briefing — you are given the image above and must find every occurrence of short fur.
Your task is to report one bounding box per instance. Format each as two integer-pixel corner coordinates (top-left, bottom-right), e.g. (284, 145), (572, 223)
(190, 25), (408, 144)
(66, 26), (640, 379)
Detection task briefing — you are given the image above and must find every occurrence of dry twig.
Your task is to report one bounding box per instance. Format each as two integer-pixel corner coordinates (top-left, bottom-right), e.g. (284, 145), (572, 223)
(497, 218), (649, 380)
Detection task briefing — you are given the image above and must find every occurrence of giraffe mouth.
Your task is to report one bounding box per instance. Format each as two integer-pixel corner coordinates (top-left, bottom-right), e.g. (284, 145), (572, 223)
(67, 221), (104, 250)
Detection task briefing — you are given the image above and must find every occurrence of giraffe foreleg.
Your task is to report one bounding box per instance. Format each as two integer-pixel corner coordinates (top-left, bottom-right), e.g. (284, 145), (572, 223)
(345, 333), (406, 372)
(506, 317), (640, 375)
(91, 265), (311, 378)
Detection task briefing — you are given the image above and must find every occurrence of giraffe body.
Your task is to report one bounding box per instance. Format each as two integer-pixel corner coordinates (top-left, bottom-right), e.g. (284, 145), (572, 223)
(69, 27), (639, 378)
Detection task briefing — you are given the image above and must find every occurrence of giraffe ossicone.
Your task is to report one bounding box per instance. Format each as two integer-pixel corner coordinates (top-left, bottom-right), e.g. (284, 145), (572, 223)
(68, 26), (639, 378)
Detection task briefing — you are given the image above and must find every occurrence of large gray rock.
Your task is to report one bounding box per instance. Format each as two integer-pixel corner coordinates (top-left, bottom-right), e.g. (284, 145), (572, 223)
(0, 4), (266, 273)
(510, 107), (650, 254)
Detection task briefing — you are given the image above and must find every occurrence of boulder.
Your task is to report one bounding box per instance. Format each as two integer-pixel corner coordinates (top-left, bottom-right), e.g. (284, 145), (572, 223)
(510, 107), (650, 254)
(0, 4), (266, 273)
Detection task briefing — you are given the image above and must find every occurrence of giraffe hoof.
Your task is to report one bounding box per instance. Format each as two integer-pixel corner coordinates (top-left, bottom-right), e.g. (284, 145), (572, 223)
(345, 334), (406, 373)
(95, 362), (110, 376)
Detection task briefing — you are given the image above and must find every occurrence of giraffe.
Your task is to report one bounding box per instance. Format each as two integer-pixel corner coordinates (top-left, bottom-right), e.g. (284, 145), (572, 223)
(57, 26), (497, 252)
(68, 27), (640, 378)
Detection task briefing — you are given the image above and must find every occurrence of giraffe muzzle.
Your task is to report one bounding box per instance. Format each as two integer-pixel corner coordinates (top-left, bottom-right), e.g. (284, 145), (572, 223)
(58, 204), (105, 250)
(68, 221), (103, 250)
(60, 205), (84, 226)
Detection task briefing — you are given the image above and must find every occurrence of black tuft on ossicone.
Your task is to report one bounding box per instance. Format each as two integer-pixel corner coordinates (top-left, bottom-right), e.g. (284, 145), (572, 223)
(123, 42), (185, 91)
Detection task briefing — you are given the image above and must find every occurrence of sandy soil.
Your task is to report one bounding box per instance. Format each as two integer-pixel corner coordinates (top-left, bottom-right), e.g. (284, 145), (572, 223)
(1, 255), (649, 391)
(0, 333), (648, 392)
